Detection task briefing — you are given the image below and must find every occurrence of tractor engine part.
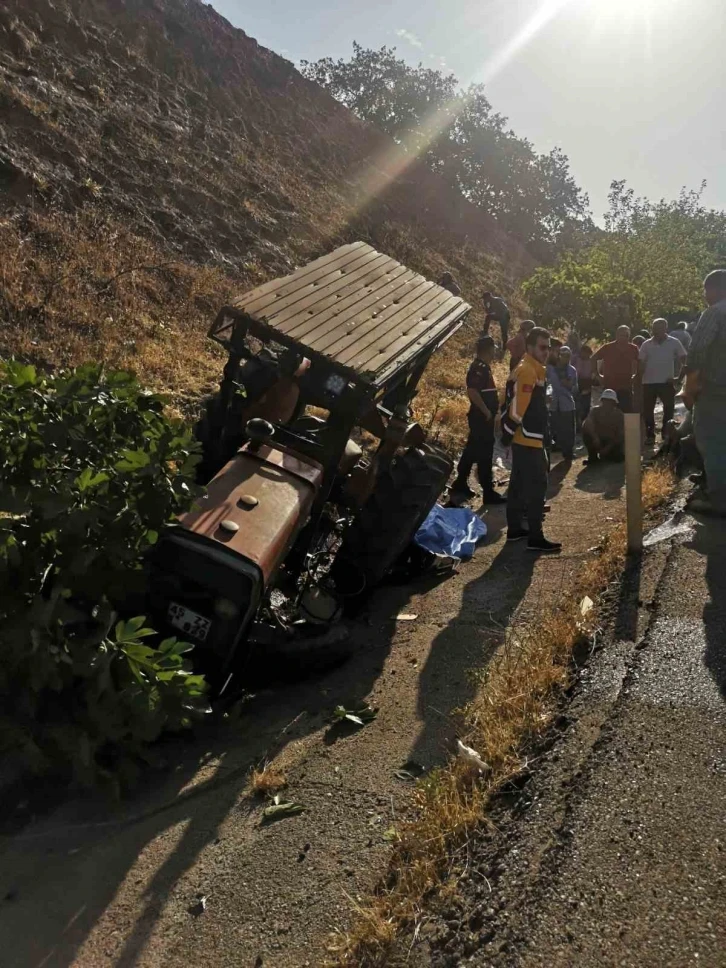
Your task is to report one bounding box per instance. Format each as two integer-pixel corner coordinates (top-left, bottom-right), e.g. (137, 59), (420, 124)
(147, 442), (323, 685)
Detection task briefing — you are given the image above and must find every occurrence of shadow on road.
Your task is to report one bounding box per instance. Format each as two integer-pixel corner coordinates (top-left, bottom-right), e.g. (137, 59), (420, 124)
(688, 516), (726, 698)
(0, 459), (616, 967)
(613, 552), (641, 642)
(575, 460), (625, 501)
(409, 506), (538, 768)
(0, 565), (479, 968)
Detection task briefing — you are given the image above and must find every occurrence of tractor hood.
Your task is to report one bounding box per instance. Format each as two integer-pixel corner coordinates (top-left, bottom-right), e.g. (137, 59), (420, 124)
(180, 443), (324, 585)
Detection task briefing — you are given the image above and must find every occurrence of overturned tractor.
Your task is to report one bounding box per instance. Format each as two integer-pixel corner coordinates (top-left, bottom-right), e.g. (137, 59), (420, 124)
(146, 242), (470, 692)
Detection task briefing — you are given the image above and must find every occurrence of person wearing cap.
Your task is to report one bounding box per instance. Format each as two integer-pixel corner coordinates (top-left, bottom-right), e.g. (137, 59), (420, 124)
(547, 344), (578, 461)
(581, 389), (625, 464)
(451, 335), (506, 504)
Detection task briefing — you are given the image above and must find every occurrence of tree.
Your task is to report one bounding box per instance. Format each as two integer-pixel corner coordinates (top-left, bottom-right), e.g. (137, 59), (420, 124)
(522, 256), (645, 339)
(300, 45), (590, 252)
(522, 181), (726, 338)
(300, 43), (458, 153)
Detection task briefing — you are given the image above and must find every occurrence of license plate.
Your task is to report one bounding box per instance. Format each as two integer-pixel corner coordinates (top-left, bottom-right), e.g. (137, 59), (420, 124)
(167, 602), (212, 642)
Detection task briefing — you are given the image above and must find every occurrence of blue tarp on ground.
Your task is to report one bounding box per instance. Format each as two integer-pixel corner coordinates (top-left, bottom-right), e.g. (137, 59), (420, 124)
(414, 504), (487, 560)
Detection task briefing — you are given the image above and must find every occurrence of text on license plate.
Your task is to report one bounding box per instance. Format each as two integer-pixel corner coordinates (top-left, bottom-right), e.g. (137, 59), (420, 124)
(167, 602), (211, 642)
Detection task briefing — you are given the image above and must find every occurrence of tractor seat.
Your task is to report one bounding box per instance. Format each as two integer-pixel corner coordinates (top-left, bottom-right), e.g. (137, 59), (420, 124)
(293, 414), (362, 474)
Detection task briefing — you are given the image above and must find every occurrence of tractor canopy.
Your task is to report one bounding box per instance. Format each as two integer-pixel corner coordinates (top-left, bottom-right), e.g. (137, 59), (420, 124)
(208, 241), (471, 403)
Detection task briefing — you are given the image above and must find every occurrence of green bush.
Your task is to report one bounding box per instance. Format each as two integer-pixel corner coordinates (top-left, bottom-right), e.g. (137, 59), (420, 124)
(0, 361), (209, 788)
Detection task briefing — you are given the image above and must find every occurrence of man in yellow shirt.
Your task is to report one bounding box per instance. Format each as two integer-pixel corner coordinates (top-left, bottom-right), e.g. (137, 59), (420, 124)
(501, 326), (562, 553)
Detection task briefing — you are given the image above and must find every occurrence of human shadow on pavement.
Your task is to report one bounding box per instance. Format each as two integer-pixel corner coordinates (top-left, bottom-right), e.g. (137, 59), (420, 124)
(408, 536), (538, 770)
(574, 460), (625, 500)
(688, 517), (726, 698)
(547, 457), (573, 500)
(613, 551), (641, 642)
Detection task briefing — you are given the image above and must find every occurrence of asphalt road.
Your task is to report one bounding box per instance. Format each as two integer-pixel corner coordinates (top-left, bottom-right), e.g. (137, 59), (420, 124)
(513, 512), (726, 968)
(425, 504), (726, 968)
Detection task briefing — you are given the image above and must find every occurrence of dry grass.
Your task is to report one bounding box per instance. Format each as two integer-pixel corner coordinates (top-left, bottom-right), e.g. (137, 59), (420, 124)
(0, 206), (238, 411)
(0, 205), (515, 445)
(250, 763), (288, 796)
(328, 464), (675, 967)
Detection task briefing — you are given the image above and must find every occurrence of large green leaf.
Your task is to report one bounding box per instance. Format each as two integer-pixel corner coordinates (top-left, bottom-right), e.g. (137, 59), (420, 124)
(0, 363), (207, 789)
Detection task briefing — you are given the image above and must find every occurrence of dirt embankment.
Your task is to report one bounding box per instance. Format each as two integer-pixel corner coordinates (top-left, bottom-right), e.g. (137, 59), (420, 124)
(0, 0), (534, 429)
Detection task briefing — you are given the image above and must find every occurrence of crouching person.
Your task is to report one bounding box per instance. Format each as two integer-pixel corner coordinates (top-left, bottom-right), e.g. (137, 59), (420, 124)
(501, 326), (562, 553)
(582, 388), (625, 464)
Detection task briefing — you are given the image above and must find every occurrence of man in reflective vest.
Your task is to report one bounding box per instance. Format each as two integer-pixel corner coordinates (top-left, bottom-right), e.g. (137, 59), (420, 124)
(501, 326), (562, 553)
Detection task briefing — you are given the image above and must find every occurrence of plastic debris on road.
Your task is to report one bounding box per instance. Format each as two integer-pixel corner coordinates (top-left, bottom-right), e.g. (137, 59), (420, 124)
(414, 504), (487, 560)
(643, 512), (696, 547)
(456, 739), (489, 773)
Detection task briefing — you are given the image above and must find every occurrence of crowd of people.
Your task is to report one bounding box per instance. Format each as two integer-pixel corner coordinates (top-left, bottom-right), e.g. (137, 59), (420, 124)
(442, 269), (726, 552)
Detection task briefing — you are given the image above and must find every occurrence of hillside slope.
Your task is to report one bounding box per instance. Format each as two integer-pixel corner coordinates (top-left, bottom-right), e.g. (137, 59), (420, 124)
(0, 0), (534, 433)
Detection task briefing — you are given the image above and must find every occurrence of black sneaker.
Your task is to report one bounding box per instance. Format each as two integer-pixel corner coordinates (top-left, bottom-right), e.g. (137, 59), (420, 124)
(527, 536), (562, 553)
(483, 491), (507, 505)
(506, 528), (529, 542)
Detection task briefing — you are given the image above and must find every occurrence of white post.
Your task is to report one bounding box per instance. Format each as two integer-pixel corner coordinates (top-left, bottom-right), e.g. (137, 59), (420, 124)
(624, 412), (642, 553)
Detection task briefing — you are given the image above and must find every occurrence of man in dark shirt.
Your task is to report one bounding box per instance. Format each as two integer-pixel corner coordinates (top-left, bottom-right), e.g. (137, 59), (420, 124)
(592, 325), (639, 411)
(439, 271), (462, 297)
(482, 290), (511, 352)
(684, 269), (726, 515)
(451, 336), (506, 504)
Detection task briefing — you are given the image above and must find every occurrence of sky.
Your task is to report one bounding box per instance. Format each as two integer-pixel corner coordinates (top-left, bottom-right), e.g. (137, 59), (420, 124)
(209, 0), (726, 220)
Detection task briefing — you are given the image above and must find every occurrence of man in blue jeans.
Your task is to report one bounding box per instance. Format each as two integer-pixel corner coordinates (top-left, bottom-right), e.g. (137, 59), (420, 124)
(685, 270), (726, 515)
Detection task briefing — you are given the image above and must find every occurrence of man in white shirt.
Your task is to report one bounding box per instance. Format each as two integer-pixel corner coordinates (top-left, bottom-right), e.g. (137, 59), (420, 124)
(639, 317), (687, 443)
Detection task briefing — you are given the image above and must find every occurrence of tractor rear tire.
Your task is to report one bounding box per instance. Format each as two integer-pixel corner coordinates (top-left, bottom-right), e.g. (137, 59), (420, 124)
(331, 445), (452, 601)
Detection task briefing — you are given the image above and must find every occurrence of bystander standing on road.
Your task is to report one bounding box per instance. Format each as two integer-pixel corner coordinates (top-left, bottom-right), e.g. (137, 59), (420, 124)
(567, 326), (582, 357)
(669, 320), (692, 352)
(582, 389), (625, 464)
(547, 345), (578, 461)
(482, 290), (510, 352)
(592, 325), (639, 411)
(439, 271), (461, 297)
(631, 334), (645, 417)
(506, 319), (534, 371)
(684, 270), (726, 515)
(639, 317), (687, 443)
(573, 343), (594, 428)
(451, 335), (507, 505)
(501, 326), (561, 553)
(547, 337), (563, 365)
